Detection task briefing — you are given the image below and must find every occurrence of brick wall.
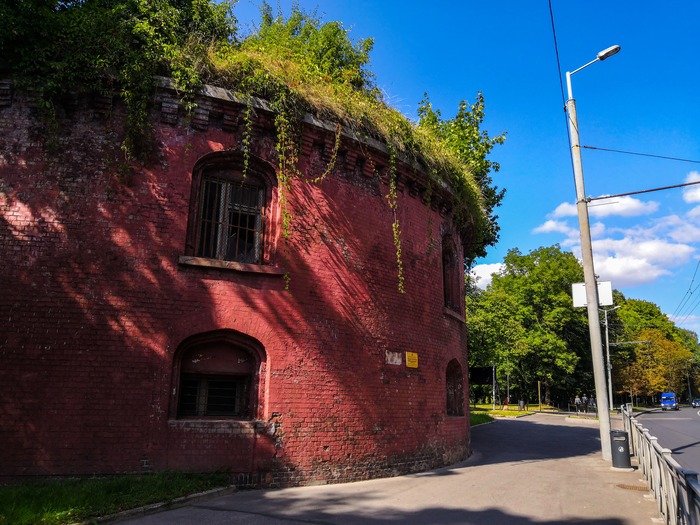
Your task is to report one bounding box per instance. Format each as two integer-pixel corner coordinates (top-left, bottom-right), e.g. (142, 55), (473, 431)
(0, 79), (471, 485)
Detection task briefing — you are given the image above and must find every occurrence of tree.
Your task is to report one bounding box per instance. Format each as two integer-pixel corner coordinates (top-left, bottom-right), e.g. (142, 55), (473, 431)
(466, 285), (525, 401)
(247, 1), (375, 92)
(616, 328), (692, 402)
(0, 0), (237, 159)
(3, 1), (504, 259)
(611, 296), (699, 402)
(418, 93), (506, 263)
(468, 245), (700, 408)
(617, 298), (677, 341)
(467, 246), (587, 405)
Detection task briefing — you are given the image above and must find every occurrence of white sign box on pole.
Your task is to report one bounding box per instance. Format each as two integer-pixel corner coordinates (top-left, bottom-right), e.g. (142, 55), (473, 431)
(572, 281), (613, 307)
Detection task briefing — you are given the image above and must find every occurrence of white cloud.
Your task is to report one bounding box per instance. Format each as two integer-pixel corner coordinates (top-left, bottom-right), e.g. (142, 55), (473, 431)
(552, 202), (577, 218)
(593, 255), (670, 287)
(593, 238), (694, 268)
(533, 219), (606, 248)
(532, 219), (577, 236)
(516, 174), (700, 300)
(668, 222), (700, 244)
(682, 171), (700, 203)
(551, 196), (658, 218)
(589, 222), (606, 239)
(669, 313), (700, 335)
(608, 214), (700, 245)
(470, 263), (503, 290)
(567, 235), (695, 288)
(588, 196), (659, 217)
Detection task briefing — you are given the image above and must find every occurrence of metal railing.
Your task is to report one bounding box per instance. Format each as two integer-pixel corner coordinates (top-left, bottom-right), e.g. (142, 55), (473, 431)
(622, 404), (700, 524)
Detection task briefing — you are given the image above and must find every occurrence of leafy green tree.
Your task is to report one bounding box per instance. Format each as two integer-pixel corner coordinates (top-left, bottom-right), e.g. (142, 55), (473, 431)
(467, 246), (587, 405)
(468, 248), (700, 408)
(245, 2), (375, 91)
(466, 285), (525, 401)
(596, 292), (700, 404)
(676, 328), (700, 355)
(1, 0), (236, 158)
(3, 0), (505, 262)
(616, 328), (692, 402)
(618, 298), (677, 341)
(418, 93), (506, 262)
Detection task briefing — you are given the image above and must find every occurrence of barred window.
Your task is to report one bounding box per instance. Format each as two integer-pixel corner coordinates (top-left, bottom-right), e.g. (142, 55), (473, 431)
(446, 359), (465, 416)
(175, 337), (259, 420)
(178, 375), (249, 417)
(196, 175), (265, 264)
(442, 235), (461, 312)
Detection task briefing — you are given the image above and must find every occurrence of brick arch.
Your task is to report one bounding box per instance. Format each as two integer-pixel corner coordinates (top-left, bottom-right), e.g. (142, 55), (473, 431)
(191, 149), (278, 188)
(169, 329), (267, 420)
(184, 150), (280, 265)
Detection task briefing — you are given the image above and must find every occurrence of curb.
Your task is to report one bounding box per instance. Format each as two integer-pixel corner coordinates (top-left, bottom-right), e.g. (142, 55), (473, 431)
(81, 485), (237, 524)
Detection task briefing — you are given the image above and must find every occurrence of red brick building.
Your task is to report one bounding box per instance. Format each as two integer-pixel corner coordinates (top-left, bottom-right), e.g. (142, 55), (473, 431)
(0, 78), (471, 486)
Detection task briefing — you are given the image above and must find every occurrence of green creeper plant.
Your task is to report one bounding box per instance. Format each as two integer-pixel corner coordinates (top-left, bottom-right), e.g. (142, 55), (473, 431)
(2, 0), (505, 271)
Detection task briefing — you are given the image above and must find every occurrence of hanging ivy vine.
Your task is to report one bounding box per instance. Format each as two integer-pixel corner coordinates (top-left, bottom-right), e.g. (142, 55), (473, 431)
(384, 146), (405, 294)
(1, 0), (505, 267)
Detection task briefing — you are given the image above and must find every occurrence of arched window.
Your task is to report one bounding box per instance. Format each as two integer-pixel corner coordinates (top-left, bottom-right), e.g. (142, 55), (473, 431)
(442, 235), (461, 312)
(196, 174), (265, 263)
(185, 152), (276, 266)
(446, 359), (465, 416)
(173, 331), (264, 419)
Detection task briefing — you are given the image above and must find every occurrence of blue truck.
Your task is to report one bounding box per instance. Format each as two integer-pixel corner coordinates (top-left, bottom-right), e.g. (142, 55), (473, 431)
(661, 392), (679, 411)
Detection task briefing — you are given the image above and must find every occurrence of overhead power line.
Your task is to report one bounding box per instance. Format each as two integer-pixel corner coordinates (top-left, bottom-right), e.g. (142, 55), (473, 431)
(582, 145), (700, 164)
(548, 0), (566, 108)
(546, 1), (700, 331)
(672, 261), (700, 319)
(587, 180), (700, 202)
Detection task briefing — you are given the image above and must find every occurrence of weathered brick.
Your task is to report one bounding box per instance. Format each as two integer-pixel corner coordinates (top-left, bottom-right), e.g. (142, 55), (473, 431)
(0, 80), (471, 486)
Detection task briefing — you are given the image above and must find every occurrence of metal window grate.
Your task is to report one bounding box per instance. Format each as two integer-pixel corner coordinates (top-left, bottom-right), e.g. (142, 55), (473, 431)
(178, 375), (249, 417)
(442, 244), (458, 310)
(196, 175), (264, 264)
(446, 361), (465, 416)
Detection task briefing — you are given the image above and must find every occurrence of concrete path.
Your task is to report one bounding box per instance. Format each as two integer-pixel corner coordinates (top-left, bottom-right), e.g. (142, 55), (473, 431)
(116, 413), (659, 524)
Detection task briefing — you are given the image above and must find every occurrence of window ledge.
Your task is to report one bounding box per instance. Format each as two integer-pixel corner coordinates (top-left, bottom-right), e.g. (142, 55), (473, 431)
(443, 307), (465, 323)
(179, 256), (285, 275)
(168, 418), (266, 434)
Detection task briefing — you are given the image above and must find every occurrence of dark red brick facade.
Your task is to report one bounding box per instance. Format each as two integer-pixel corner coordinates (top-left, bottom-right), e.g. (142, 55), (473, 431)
(0, 78), (471, 486)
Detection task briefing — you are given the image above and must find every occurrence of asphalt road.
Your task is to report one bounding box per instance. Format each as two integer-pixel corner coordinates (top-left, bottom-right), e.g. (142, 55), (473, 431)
(635, 407), (700, 472)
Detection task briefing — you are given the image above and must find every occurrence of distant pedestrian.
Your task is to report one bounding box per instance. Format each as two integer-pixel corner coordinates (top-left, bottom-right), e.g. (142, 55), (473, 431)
(574, 395), (581, 413)
(582, 394), (588, 413)
(589, 396), (596, 411)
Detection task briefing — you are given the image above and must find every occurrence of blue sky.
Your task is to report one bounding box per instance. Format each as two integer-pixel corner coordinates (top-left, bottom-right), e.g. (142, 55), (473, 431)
(232, 1), (700, 334)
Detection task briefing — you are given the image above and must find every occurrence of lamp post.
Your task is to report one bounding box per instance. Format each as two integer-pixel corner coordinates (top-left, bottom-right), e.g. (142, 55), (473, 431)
(687, 359), (694, 403)
(601, 305), (621, 408)
(566, 44), (620, 462)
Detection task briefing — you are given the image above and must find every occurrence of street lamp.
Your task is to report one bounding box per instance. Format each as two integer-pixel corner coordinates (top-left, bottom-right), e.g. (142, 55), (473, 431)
(687, 359), (695, 403)
(566, 44), (621, 462)
(601, 305), (621, 409)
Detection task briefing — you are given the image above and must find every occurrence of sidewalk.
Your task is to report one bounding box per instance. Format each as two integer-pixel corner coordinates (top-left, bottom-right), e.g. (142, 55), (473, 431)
(116, 413), (660, 524)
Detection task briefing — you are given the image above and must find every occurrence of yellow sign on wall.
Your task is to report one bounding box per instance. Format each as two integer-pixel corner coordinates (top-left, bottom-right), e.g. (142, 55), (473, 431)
(405, 352), (418, 368)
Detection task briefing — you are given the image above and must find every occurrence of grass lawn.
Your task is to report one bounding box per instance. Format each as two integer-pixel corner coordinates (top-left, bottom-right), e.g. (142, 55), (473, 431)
(0, 471), (230, 525)
(469, 403), (554, 426)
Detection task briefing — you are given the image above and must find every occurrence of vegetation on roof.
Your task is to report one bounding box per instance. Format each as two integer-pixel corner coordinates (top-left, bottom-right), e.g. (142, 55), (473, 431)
(0, 0), (505, 263)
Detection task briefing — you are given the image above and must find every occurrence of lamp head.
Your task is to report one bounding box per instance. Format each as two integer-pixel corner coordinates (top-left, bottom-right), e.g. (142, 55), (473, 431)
(597, 45), (621, 61)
